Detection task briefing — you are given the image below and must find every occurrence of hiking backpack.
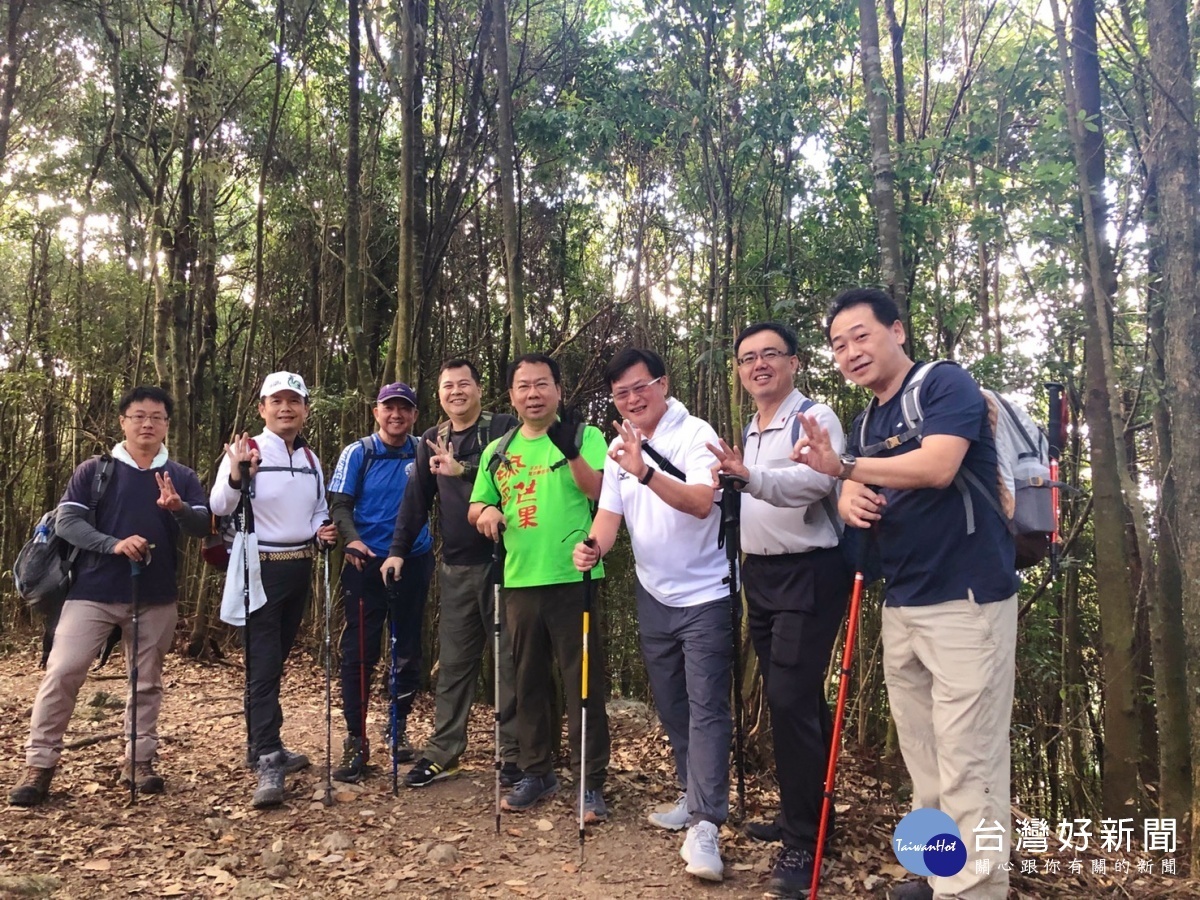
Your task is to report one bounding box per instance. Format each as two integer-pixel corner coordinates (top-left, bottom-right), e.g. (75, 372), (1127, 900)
(856, 361), (1059, 569)
(13, 454), (114, 616)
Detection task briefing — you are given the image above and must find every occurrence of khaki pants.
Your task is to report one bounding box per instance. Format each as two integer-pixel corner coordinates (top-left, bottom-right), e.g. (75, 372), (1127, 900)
(26, 599), (178, 768)
(882, 595), (1017, 900)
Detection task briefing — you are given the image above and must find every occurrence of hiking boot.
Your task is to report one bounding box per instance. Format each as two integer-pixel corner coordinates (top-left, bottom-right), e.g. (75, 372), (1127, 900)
(332, 736), (369, 783)
(680, 820), (723, 882)
(583, 788), (608, 823)
(404, 757), (459, 788)
(252, 751), (286, 809)
(243, 747), (309, 774)
(501, 772), (558, 812)
(745, 817), (783, 842)
(499, 761), (524, 788)
(119, 759), (165, 794)
(766, 845), (816, 898)
(648, 794), (689, 831)
(888, 880), (933, 900)
(8, 766), (54, 807)
(382, 726), (414, 764)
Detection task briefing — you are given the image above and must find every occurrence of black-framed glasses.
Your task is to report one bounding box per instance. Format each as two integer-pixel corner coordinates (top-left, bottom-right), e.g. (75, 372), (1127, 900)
(122, 413), (169, 425)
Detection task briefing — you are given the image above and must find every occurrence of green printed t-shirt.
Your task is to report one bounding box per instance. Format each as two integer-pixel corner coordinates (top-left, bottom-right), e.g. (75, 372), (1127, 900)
(471, 425), (606, 588)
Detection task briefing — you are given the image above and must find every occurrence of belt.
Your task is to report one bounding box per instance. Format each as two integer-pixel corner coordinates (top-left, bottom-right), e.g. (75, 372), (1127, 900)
(260, 548), (314, 562)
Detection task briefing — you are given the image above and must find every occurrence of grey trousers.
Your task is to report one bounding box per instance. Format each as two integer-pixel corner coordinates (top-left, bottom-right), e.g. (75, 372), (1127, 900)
(27, 599), (178, 768)
(422, 561), (519, 767)
(636, 580), (732, 827)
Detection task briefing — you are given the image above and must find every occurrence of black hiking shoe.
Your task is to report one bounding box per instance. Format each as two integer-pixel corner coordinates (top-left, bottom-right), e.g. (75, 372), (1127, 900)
(119, 759), (165, 794)
(404, 757), (460, 788)
(766, 845), (816, 898)
(499, 761), (524, 788)
(252, 751), (286, 809)
(244, 747), (309, 774)
(8, 766), (54, 807)
(888, 881), (933, 900)
(745, 818), (783, 842)
(333, 735), (369, 783)
(382, 727), (414, 764)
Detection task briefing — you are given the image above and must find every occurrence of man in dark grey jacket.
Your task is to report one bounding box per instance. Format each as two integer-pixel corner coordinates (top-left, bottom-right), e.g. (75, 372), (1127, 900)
(9, 386), (210, 807)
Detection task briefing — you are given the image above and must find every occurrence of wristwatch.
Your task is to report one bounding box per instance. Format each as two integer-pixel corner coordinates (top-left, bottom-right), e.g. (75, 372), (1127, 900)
(837, 453), (857, 480)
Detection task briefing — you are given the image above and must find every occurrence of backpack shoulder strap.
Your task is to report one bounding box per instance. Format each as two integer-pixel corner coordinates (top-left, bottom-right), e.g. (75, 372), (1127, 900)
(486, 426), (521, 479)
(90, 454), (114, 509)
(437, 420), (451, 445)
(476, 411), (494, 447)
(858, 361), (945, 457)
(641, 442), (686, 481)
(789, 401), (842, 536)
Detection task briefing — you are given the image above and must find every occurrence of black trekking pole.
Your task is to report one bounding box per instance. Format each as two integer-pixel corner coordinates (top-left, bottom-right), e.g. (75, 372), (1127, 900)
(492, 525), (506, 835)
(386, 573), (401, 796)
(127, 547), (149, 805)
(810, 527), (873, 900)
(239, 460), (255, 764)
(1045, 382), (1067, 582)
(577, 538), (597, 864)
(358, 591), (369, 775)
(717, 475), (746, 823)
(321, 520), (335, 807)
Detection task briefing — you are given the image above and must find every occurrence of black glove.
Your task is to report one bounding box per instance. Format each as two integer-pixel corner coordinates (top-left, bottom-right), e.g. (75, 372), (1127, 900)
(546, 413), (582, 461)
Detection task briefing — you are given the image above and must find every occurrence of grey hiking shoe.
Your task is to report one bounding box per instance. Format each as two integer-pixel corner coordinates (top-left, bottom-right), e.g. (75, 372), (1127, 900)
(244, 747), (309, 774)
(119, 759), (165, 794)
(584, 788), (608, 823)
(501, 772), (558, 811)
(252, 751), (286, 809)
(333, 735), (369, 783)
(8, 766), (54, 807)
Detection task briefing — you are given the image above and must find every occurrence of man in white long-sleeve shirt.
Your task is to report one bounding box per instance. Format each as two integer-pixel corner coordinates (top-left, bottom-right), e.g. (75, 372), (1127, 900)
(709, 323), (851, 898)
(210, 371), (337, 808)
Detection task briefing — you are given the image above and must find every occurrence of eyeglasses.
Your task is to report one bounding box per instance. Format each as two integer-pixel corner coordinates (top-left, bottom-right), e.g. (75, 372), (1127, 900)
(612, 376), (663, 403)
(736, 348), (791, 367)
(123, 414), (169, 425)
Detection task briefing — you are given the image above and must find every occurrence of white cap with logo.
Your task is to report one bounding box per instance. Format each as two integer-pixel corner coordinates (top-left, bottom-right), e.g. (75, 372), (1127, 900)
(260, 371), (309, 398)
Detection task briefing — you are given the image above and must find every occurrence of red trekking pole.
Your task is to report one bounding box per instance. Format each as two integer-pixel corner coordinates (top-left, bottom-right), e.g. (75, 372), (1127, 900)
(810, 529), (873, 899)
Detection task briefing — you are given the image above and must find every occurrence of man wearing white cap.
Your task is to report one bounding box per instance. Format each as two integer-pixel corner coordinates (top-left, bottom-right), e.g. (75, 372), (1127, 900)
(210, 371), (336, 808)
(326, 381), (433, 782)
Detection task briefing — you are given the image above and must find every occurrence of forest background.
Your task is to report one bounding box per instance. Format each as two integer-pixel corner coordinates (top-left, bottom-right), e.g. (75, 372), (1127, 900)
(2, 0), (1200, 875)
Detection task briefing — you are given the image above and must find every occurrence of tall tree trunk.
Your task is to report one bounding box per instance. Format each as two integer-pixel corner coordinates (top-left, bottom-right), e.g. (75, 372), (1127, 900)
(344, 0), (372, 396)
(858, 0), (907, 314)
(1054, 0), (1146, 816)
(490, 0), (527, 357)
(1145, 0), (1200, 860)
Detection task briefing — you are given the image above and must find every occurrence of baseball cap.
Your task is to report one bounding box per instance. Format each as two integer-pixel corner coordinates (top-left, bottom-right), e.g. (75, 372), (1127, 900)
(377, 382), (418, 407)
(260, 371), (309, 398)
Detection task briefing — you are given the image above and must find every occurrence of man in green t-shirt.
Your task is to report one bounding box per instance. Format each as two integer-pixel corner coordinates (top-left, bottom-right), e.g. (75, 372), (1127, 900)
(469, 353), (611, 821)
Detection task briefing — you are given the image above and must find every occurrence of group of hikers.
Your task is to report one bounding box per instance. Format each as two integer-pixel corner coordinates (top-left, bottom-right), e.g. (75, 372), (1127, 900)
(8, 287), (1018, 900)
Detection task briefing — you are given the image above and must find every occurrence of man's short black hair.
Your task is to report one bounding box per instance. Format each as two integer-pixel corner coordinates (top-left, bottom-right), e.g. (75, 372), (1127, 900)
(824, 287), (902, 341)
(733, 322), (798, 358)
(604, 348), (667, 388)
(506, 353), (561, 389)
(440, 358), (482, 384)
(119, 385), (174, 419)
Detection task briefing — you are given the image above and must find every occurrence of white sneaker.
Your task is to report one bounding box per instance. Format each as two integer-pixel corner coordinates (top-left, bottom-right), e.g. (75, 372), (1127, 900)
(680, 821), (723, 882)
(648, 793), (689, 831)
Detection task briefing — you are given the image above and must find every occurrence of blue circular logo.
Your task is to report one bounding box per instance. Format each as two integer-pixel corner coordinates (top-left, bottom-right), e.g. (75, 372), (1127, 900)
(892, 809), (966, 877)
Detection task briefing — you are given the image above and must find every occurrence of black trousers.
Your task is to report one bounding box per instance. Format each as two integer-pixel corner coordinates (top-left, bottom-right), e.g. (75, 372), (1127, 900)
(743, 547), (850, 851)
(243, 557), (312, 761)
(339, 553), (433, 738)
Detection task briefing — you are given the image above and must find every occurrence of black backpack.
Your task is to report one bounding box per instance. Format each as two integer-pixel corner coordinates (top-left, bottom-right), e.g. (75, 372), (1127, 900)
(13, 454), (114, 617)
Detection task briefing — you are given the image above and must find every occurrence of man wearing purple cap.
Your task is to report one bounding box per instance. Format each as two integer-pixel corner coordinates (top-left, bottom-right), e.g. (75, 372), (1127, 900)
(326, 382), (433, 782)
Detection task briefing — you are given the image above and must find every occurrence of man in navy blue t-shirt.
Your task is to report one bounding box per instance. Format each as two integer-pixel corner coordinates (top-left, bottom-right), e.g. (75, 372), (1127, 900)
(327, 382), (433, 782)
(791, 288), (1018, 900)
(9, 386), (209, 807)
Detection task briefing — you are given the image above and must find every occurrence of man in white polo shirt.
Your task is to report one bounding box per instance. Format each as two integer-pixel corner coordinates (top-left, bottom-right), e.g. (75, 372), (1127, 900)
(572, 347), (730, 883)
(210, 371), (337, 808)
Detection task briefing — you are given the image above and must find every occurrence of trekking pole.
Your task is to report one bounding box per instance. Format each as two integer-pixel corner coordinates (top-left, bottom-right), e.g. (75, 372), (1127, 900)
(1045, 382), (1067, 582)
(717, 475), (745, 823)
(127, 547), (149, 805)
(358, 591), (368, 774)
(492, 524), (506, 835)
(321, 520), (335, 807)
(239, 460), (254, 763)
(578, 538), (596, 864)
(810, 528), (873, 900)
(386, 573), (401, 796)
